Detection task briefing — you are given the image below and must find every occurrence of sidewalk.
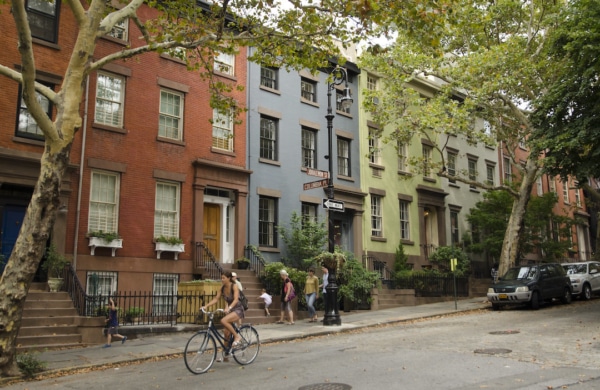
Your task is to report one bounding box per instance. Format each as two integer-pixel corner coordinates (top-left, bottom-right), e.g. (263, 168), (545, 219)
(20, 297), (490, 376)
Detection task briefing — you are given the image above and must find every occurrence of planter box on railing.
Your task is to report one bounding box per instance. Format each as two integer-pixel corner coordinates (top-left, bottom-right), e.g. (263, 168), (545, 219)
(155, 242), (185, 260)
(88, 237), (123, 256)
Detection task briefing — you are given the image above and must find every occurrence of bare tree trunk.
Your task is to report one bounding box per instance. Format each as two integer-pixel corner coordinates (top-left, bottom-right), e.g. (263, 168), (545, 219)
(498, 157), (540, 276)
(0, 147), (70, 376)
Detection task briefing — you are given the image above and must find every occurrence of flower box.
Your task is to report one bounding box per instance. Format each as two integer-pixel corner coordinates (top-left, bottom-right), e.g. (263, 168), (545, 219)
(88, 237), (123, 257)
(155, 242), (185, 260)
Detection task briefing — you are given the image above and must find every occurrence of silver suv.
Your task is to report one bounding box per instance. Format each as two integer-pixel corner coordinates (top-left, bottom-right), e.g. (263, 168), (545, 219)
(562, 261), (600, 300)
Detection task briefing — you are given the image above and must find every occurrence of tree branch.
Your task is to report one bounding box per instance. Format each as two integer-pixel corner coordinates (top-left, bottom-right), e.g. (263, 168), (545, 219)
(63, 0), (87, 26)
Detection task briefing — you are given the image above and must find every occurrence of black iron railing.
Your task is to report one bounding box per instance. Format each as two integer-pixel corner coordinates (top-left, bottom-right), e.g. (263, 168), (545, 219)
(393, 274), (469, 297)
(195, 242), (224, 280)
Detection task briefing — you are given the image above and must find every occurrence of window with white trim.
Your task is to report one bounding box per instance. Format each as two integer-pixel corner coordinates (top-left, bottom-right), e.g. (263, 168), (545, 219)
(450, 210), (459, 245)
(153, 273), (178, 315)
(259, 196), (277, 247)
(503, 157), (511, 182)
(212, 108), (233, 151)
(422, 145), (432, 178)
(574, 182), (581, 207)
(16, 84), (53, 140)
(301, 78), (317, 102)
(337, 138), (351, 176)
(154, 182), (180, 239)
(260, 67), (278, 90)
(301, 202), (318, 225)
(95, 72), (125, 128)
(369, 128), (381, 165)
(214, 52), (234, 76)
(107, 19), (128, 41)
(400, 200), (410, 240)
(398, 142), (408, 172)
(86, 271), (117, 308)
(371, 195), (383, 237)
(301, 127), (317, 168)
(447, 152), (457, 183)
(468, 158), (478, 188)
(367, 74), (378, 91)
(159, 89), (184, 141)
(88, 171), (119, 234)
(549, 177), (556, 193)
(562, 180), (570, 204)
(260, 115), (278, 161)
(486, 164), (495, 186)
(26, 0), (60, 43)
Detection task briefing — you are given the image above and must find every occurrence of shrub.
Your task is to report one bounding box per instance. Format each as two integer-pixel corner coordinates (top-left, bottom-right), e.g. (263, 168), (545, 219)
(16, 352), (46, 378)
(155, 236), (184, 245)
(337, 253), (380, 304)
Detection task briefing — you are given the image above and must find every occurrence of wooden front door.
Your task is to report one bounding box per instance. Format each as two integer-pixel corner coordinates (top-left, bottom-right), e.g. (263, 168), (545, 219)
(203, 203), (221, 260)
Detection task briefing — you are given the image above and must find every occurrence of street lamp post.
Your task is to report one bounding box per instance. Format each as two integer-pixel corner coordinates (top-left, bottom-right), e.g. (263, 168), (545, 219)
(323, 66), (353, 326)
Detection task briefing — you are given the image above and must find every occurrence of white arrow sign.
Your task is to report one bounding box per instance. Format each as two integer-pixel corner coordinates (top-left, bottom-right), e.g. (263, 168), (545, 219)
(322, 198), (344, 212)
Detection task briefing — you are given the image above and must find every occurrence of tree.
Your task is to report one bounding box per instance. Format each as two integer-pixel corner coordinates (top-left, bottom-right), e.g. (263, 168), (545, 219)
(359, 0), (567, 277)
(277, 211), (328, 269)
(531, 0), (600, 181)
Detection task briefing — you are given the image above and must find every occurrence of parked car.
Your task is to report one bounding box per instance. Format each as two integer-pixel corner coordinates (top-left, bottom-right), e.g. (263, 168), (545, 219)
(487, 263), (572, 310)
(562, 261), (600, 300)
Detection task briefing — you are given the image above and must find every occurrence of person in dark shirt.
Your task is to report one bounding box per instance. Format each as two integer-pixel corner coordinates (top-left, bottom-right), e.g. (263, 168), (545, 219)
(103, 297), (127, 348)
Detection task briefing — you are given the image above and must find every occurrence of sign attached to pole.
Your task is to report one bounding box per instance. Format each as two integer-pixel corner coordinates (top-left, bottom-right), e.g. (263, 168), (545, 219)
(322, 198), (344, 212)
(303, 179), (329, 191)
(306, 168), (329, 179)
(450, 258), (457, 272)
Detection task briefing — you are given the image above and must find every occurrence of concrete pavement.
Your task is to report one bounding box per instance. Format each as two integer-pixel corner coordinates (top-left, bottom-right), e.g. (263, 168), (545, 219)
(9, 297), (490, 381)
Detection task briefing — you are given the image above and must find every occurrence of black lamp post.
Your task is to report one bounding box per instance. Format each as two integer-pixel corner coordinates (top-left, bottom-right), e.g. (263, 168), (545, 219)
(323, 66), (352, 326)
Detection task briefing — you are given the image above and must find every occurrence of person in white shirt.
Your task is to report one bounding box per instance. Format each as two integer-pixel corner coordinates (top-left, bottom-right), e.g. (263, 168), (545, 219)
(258, 288), (272, 317)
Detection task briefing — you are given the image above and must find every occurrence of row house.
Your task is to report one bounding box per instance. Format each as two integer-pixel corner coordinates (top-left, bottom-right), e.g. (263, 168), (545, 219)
(245, 47), (365, 263)
(0, 3), (250, 295)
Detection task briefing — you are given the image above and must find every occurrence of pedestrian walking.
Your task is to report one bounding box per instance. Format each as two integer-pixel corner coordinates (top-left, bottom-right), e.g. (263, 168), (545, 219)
(258, 288), (272, 317)
(103, 297), (127, 348)
(276, 269), (295, 325)
(305, 267), (319, 322)
(491, 263), (499, 284)
(232, 272), (244, 325)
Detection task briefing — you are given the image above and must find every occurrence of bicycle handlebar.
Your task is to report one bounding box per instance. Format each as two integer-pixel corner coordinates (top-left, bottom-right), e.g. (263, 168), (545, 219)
(200, 307), (225, 314)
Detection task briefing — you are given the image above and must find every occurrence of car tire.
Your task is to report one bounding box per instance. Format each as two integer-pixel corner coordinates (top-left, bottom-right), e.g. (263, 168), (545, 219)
(561, 287), (572, 304)
(581, 284), (592, 300)
(530, 291), (540, 310)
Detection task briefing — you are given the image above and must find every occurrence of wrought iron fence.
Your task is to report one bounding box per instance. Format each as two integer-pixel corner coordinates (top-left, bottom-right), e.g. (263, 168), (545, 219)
(392, 274), (469, 297)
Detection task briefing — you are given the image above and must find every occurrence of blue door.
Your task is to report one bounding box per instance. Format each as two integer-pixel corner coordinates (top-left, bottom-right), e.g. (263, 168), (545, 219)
(1, 205), (27, 274)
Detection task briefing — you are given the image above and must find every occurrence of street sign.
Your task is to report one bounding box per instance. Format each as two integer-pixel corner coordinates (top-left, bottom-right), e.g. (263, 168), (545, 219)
(322, 198), (345, 212)
(303, 179), (329, 191)
(306, 168), (329, 179)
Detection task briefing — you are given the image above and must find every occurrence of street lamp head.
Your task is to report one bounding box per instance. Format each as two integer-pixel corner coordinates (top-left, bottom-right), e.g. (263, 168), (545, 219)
(339, 86), (353, 110)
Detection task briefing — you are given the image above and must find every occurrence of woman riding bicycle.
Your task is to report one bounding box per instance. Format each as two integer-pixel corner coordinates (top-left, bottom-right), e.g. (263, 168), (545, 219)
(201, 271), (244, 347)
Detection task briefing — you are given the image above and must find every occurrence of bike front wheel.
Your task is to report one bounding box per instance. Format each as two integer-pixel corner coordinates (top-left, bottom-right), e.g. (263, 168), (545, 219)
(233, 325), (260, 365)
(184, 331), (216, 374)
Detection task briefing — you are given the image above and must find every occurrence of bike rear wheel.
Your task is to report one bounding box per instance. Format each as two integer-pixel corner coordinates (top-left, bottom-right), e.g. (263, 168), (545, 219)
(184, 331), (216, 374)
(232, 325), (260, 365)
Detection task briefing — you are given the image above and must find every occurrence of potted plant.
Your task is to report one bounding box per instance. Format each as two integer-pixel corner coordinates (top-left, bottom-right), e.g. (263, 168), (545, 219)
(87, 231), (122, 256)
(41, 244), (70, 292)
(124, 307), (145, 323)
(154, 236), (185, 260)
(236, 257), (250, 270)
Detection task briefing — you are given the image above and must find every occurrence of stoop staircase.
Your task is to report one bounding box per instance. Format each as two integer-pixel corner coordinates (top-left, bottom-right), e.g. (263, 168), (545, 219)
(17, 282), (83, 351)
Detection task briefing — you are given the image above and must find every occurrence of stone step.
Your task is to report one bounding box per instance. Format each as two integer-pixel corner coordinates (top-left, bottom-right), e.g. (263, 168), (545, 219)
(25, 300), (76, 309)
(17, 342), (84, 353)
(17, 333), (82, 348)
(22, 308), (78, 317)
(18, 324), (79, 337)
(21, 316), (78, 327)
(26, 291), (71, 301)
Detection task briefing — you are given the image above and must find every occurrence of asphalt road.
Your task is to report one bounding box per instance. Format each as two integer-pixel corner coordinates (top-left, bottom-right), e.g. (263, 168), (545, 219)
(6, 299), (600, 390)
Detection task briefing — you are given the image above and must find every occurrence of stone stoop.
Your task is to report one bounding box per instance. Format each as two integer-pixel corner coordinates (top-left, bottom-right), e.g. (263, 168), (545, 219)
(375, 287), (417, 310)
(469, 278), (491, 297)
(17, 282), (83, 351)
(221, 266), (281, 325)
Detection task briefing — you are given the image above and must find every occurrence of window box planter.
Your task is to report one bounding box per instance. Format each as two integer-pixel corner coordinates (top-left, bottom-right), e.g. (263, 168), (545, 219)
(155, 242), (185, 260)
(88, 237), (123, 256)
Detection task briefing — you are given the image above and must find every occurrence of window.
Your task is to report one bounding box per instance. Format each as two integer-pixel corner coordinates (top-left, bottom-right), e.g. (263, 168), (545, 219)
(450, 210), (459, 245)
(447, 152), (457, 183)
(212, 108), (233, 151)
(371, 195), (383, 237)
(574, 182), (581, 207)
(159, 90), (183, 140)
(369, 128), (381, 165)
(107, 19), (128, 41)
(260, 116), (278, 161)
(486, 164), (495, 186)
(549, 177), (556, 193)
(337, 138), (350, 177)
(367, 74), (378, 91)
(301, 203), (318, 225)
(301, 127), (317, 168)
(260, 67), (278, 90)
(26, 0), (60, 43)
(88, 171), (119, 233)
(422, 145), (432, 178)
(154, 182), (180, 239)
(398, 142), (408, 172)
(468, 158), (478, 188)
(503, 157), (511, 182)
(400, 200), (410, 240)
(336, 89), (351, 114)
(153, 274), (178, 315)
(16, 84), (53, 139)
(95, 72), (125, 128)
(301, 78), (317, 102)
(562, 180), (570, 204)
(86, 271), (117, 310)
(214, 52), (234, 76)
(258, 196), (277, 247)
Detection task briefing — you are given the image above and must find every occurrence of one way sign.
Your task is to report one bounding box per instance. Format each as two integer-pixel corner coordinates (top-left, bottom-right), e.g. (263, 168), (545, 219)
(322, 198), (345, 212)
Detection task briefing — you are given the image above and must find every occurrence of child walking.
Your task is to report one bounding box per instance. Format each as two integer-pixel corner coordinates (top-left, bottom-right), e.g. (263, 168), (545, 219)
(258, 288), (272, 317)
(103, 297), (127, 348)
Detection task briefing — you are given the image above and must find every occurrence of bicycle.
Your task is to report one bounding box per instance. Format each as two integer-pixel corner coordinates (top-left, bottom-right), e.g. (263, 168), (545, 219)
(184, 308), (260, 374)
